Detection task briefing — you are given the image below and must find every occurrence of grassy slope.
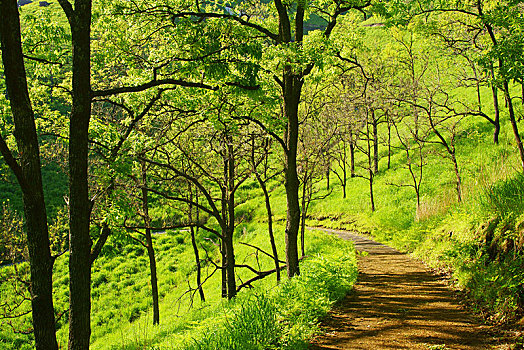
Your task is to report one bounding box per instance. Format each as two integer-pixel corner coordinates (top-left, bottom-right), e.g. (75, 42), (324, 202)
(306, 125), (524, 323)
(300, 23), (524, 323)
(1, 220), (357, 349)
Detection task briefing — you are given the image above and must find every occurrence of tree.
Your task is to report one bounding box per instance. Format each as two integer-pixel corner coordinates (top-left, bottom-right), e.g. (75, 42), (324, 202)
(355, 107), (379, 211)
(142, 110), (251, 299)
(327, 79), (364, 192)
(393, 0), (524, 170)
(297, 81), (337, 255)
(139, 160), (160, 324)
(394, 72), (465, 203)
(0, 2), (59, 348)
(141, 0), (376, 278)
(418, 7), (501, 144)
(3, 0), (222, 346)
(390, 117), (426, 215)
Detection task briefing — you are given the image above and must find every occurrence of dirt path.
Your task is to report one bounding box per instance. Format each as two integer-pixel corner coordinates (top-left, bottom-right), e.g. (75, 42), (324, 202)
(309, 228), (500, 350)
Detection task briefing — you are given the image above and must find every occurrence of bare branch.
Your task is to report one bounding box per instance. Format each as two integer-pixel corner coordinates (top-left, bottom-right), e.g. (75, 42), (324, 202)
(239, 242), (285, 263)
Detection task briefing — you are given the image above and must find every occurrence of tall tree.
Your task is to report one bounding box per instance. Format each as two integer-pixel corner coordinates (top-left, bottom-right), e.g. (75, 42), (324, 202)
(55, 1), (94, 347)
(0, 2), (58, 348)
(56, 0), (219, 344)
(147, 0), (375, 277)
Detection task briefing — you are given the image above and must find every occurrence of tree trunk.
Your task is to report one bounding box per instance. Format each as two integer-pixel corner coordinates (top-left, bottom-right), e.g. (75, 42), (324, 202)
(342, 145), (347, 199)
(387, 119), (392, 169)
(326, 166), (330, 190)
(226, 137), (236, 299)
(141, 161), (159, 325)
(189, 191), (205, 301)
(145, 229), (159, 325)
(254, 172), (280, 282)
(300, 171), (308, 259)
(503, 81), (524, 171)
(67, 1), (93, 348)
(0, 3), (58, 349)
(283, 74), (301, 278)
(490, 70), (500, 144)
(190, 226), (205, 301)
(220, 201), (227, 299)
(415, 186), (421, 215)
(224, 228), (236, 299)
(372, 109), (379, 174)
(451, 152), (462, 203)
(220, 235), (227, 298)
(367, 118), (375, 212)
(350, 138), (355, 178)
(369, 168), (375, 212)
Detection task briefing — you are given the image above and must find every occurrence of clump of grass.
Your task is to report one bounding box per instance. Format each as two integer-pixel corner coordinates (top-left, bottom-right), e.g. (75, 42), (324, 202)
(180, 235), (357, 350)
(452, 251), (524, 322)
(483, 172), (524, 221)
(416, 188), (457, 222)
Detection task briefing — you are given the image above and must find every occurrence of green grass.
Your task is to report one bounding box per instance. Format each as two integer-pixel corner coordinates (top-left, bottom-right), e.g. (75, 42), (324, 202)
(0, 223), (357, 349)
(300, 106), (524, 322)
(482, 172), (524, 220)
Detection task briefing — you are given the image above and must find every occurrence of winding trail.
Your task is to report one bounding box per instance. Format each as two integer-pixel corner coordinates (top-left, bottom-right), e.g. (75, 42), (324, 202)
(309, 227), (500, 350)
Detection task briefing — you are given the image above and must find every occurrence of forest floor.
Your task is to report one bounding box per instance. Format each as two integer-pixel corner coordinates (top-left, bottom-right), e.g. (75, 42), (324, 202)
(309, 228), (510, 350)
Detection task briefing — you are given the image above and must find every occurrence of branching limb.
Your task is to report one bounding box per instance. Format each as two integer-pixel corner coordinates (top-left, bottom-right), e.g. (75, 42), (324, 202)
(239, 242), (285, 263)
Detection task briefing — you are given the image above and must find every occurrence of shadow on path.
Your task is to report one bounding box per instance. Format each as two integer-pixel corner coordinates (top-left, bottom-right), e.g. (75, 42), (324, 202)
(309, 227), (499, 350)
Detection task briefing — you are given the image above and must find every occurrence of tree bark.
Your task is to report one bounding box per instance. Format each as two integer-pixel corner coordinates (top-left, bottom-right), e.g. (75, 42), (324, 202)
(342, 143), (347, 198)
(367, 117), (375, 212)
(326, 167), (330, 190)
(189, 191), (205, 301)
(372, 109), (379, 174)
(190, 226), (205, 301)
(225, 137), (236, 299)
(451, 152), (462, 203)
(369, 169), (375, 212)
(387, 118), (392, 169)
(300, 170), (308, 259)
(253, 169), (280, 282)
(490, 69), (500, 144)
(283, 74), (302, 278)
(141, 161), (159, 325)
(0, 2), (58, 349)
(224, 229), (236, 299)
(220, 204), (227, 299)
(66, 1), (93, 348)
(144, 222), (159, 325)
(350, 134), (356, 179)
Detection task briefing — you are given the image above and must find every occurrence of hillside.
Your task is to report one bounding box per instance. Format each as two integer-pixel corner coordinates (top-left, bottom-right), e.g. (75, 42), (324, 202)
(2, 0), (524, 349)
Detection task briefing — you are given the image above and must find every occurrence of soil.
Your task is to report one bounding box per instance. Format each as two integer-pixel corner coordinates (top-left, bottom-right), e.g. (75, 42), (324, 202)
(309, 228), (507, 350)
